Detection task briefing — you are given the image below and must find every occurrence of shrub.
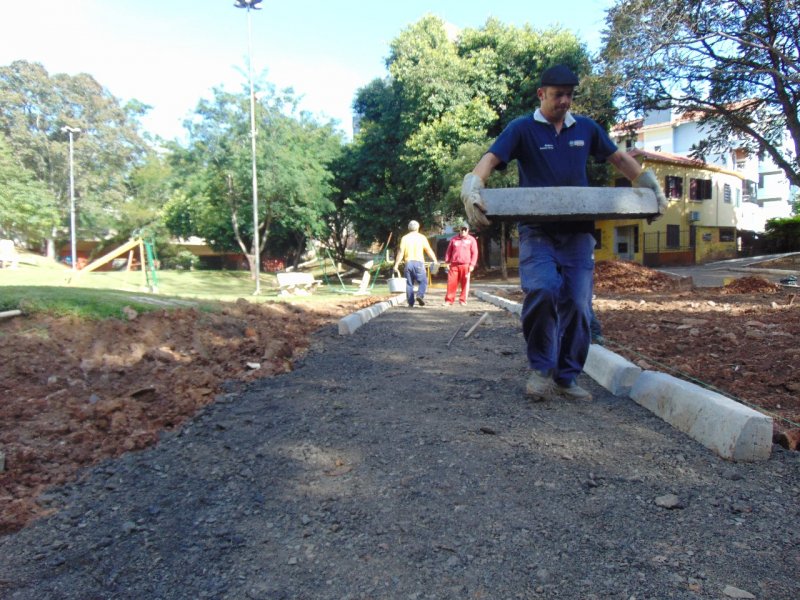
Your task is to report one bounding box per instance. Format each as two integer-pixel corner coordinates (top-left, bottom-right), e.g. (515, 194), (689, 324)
(163, 250), (199, 271)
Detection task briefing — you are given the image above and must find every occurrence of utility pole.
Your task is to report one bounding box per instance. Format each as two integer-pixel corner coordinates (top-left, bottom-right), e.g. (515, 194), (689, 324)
(234, 0), (263, 294)
(61, 126), (81, 271)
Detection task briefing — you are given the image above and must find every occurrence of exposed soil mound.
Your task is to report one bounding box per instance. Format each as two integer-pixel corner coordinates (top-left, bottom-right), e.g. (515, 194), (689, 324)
(720, 275), (781, 294)
(594, 260), (679, 293)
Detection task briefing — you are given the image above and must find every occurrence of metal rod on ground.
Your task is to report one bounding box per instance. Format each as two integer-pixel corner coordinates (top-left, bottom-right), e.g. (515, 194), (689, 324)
(464, 312), (489, 338)
(447, 323), (463, 347)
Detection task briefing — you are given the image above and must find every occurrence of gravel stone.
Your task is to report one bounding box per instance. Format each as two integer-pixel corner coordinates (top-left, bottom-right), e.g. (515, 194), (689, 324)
(0, 299), (798, 599)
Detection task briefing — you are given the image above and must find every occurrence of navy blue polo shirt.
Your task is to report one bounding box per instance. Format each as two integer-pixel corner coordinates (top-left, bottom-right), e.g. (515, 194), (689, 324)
(489, 109), (618, 232)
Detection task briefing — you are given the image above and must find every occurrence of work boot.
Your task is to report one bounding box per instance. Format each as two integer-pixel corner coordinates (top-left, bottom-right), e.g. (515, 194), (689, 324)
(555, 381), (592, 401)
(525, 370), (554, 402)
(416, 297), (425, 306)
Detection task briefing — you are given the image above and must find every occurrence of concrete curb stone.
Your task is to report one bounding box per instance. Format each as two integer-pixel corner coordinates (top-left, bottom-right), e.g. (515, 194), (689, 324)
(474, 290), (773, 461)
(584, 344), (642, 397)
(631, 371), (773, 462)
(338, 294), (405, 335)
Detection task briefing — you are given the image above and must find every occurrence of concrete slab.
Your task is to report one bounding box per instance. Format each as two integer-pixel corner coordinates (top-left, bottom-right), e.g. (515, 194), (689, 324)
(479, 187), (658, 221)
(584, 344), (642, 397)
(630, 371), (772, 462)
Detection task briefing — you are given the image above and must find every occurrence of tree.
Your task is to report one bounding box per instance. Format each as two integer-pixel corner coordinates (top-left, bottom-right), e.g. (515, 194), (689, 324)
(343, 17), (602, 250)
(343, 78), (410, 246)
(0, 136), (57, 245)
(764, 215), (800, 252)
(0, 60), (149, 255)
(164, 83), (342, 276)
(125, 151), (174, 232)
(601, 0), (800, 187)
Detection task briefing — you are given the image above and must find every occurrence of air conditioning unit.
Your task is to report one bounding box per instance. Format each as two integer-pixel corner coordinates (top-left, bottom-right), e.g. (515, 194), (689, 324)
(689, 211), (701, 222)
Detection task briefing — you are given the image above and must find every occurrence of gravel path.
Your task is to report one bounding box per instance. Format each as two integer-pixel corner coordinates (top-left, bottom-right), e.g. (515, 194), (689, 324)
(1, 293), (798, 599)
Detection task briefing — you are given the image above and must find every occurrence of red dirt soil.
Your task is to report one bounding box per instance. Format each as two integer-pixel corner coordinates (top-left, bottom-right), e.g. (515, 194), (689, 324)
(0, 296), (383, 534)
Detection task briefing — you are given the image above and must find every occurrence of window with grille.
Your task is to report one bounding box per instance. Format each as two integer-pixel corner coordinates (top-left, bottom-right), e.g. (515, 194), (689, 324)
(689, 178), (712, 200)
(723, 183), (731, 203)
(664, 176), (683, 198)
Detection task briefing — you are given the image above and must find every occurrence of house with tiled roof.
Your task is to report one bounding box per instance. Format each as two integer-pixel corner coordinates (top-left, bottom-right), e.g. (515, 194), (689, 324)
(598, 149), (741, 267)
(611, 108), (794, 233)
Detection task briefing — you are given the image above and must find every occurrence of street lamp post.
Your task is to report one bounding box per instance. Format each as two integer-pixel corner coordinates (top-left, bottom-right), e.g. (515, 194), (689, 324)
(61, 126), (81, 271)
(234, 0), (263, 295)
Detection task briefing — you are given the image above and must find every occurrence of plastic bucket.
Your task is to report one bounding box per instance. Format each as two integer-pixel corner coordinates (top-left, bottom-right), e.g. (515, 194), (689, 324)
(388, 277), (405, 293)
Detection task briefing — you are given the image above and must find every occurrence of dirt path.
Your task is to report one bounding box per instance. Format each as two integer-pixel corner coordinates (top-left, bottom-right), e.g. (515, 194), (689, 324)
(1, 294), (798, 599)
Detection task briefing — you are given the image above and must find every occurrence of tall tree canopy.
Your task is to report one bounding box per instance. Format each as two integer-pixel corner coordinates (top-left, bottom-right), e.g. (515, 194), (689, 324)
(0, 60), (150, 253)
(163, 83), (342, 276)
(601, 0), (800, 187)
(341, 16), (601, 246)
(0, 135), (56, 243)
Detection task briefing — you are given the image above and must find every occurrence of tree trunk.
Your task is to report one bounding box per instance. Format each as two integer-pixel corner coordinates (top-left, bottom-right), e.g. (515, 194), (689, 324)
(293, 234), (305, 269)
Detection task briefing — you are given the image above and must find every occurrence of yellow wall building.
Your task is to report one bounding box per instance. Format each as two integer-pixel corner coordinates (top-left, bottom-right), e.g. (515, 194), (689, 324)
(597, 149), (742, 267)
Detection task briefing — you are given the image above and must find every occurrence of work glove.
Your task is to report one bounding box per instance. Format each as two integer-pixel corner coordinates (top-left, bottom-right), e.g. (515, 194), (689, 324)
(461, 173), (490, 229)
(633, 169), (668, 223)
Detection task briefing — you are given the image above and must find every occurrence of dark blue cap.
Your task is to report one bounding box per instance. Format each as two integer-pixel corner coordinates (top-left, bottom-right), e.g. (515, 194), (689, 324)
(540, 65), (580, 87)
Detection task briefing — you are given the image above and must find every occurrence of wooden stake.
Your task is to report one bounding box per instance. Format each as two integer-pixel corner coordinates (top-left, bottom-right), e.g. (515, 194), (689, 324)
(464, 312), (490, 338)
(447, 323), (463, 347)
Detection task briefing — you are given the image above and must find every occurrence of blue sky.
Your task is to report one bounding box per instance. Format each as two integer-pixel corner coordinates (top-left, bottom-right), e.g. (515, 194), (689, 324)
(0, 0), (613, 142)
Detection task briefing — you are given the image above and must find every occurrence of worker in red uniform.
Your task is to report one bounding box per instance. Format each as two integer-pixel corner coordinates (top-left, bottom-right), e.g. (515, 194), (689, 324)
(443, 223), (479, 305)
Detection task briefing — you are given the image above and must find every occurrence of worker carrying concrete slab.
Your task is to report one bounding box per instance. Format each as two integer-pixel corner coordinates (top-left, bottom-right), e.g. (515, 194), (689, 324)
(461, 64), (667, 403)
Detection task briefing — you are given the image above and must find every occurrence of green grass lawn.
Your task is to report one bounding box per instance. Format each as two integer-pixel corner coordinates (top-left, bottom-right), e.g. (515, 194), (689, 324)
(0, 252), (390, 319)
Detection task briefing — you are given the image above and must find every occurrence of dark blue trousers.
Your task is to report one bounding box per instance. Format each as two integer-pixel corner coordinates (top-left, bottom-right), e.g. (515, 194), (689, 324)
(404, 260), (427, 306)
(518, 225), (595, 386)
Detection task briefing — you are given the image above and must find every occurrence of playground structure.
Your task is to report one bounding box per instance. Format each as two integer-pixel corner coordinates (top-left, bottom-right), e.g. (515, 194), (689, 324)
(319, 239), (392, 295)
(317, 232), (443, 295)
(320, 251), (379, 295)
(57, 232), (419, 297)
(272, 233), (394, 296)
(67, 237), (159, 293)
